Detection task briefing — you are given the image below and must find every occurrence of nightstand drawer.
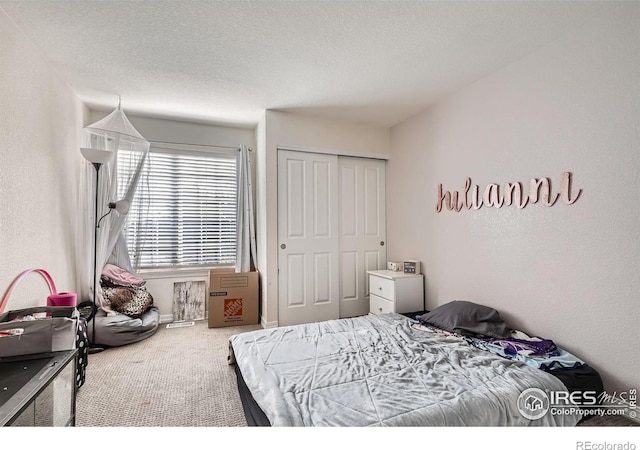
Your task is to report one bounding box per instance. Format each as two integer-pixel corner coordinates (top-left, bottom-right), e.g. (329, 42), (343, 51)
(370, 294), (395, 315)
(369, 275), (395, 301)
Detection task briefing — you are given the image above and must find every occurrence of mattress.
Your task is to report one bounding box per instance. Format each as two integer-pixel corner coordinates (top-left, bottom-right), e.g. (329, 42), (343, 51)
(229, 312), (583, 427)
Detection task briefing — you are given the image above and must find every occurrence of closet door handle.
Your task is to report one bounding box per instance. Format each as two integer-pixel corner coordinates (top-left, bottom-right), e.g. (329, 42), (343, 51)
(380, 241), (385, 246)
(281, 244), (286, 250)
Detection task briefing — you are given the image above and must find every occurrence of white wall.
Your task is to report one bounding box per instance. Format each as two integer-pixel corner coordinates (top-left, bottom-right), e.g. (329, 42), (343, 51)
(0, 11), (85, 309)
(387, 5), (639, 394)
(85, 112), (256, 320)
(257, 110), (390, 327)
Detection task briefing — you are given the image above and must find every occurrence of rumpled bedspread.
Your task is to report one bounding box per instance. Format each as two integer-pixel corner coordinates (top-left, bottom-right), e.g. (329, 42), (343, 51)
(229, 313), (581, 427)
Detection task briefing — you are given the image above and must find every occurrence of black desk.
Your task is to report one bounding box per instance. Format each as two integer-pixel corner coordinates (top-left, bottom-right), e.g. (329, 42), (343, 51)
(0, 349), (77, 426)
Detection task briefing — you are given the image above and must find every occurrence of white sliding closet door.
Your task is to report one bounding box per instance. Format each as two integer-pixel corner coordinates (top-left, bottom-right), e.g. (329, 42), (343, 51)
(277, 150), (340, 327)
(338, 156), (386, 318)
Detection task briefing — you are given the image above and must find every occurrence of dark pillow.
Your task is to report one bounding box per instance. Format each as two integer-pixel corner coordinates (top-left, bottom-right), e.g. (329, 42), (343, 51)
(418, 300), (512, 338)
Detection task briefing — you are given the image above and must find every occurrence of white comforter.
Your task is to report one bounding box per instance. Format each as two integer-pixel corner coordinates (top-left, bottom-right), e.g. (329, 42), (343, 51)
(229, 313), (581, 427)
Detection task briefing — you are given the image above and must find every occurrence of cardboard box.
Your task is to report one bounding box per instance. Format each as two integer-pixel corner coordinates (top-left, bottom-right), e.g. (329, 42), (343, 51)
(208, 268), (259, 327)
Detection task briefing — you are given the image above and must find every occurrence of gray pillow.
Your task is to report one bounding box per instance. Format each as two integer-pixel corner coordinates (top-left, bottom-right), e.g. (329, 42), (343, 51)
(418, 300), (512, 338)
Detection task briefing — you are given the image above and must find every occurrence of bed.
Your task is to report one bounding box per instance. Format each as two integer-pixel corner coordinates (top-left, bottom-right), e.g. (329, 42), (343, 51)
(228, 302), (602, 427)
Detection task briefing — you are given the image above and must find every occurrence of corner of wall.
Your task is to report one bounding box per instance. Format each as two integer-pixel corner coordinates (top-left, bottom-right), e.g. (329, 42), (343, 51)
(0, 11), (83, 309)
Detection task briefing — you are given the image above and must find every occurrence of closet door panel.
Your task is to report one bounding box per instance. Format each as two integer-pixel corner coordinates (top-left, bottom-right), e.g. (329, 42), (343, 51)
(278, 150), (339, 326)
(339, 157), (386, 318)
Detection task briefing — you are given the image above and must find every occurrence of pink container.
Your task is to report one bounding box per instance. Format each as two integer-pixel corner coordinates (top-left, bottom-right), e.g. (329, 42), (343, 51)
(47, 292), (77, 307)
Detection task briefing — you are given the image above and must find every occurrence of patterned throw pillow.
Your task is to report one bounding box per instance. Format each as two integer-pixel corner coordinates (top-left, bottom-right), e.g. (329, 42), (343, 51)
(102, 286), (153, 318)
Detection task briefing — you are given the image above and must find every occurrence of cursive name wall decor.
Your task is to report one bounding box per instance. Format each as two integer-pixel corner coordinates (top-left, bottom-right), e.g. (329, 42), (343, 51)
(436, 172), (582, 213)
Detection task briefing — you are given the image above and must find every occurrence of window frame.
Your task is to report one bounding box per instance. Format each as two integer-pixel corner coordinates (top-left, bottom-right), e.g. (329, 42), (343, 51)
(120, 141), (240, 271)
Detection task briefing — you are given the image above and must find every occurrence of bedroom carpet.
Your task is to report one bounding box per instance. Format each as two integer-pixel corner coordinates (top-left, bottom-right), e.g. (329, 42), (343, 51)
(75, 318), (637, 427)
(75, 319), (261, 427)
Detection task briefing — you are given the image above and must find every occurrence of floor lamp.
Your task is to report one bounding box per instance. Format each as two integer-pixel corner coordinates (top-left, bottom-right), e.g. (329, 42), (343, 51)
(81, 155), (133, 353)
(81, 153), (113, 353)
(80, 98), (150, 353)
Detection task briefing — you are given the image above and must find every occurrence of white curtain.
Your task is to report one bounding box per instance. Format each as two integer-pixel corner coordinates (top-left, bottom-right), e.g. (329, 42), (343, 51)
(235, 145), (257, 273)
(77, 148), (148, 315)
(108, 233), (133, 273)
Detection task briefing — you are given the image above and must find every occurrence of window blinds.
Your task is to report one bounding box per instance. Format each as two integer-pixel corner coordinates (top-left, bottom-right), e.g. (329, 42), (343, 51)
(118, 145), (238, 269)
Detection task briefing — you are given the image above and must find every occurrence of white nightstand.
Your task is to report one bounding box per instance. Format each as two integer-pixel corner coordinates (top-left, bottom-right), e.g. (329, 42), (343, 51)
(367, 270), (424, 315)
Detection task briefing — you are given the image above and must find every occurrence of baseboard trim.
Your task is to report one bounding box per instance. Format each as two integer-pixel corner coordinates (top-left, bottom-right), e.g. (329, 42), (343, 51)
(161, 315), (210, 325)
(261, 316), (278, 329)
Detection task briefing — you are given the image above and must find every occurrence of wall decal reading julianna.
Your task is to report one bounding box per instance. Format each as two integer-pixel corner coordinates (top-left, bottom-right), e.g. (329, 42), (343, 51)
(436, 172), (582, 213)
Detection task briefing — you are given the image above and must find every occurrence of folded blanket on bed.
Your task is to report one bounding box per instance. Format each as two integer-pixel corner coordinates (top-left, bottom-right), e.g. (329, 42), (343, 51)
(479, 331), (558, 357)
(410, 321), (585, 372)
(464, 334), (585, 372)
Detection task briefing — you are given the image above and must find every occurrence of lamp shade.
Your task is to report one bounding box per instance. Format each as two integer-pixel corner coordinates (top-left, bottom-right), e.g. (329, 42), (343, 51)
(109, 199), (131, 215)
(80, 147), (115, 164)
(80, 99), (150, 163)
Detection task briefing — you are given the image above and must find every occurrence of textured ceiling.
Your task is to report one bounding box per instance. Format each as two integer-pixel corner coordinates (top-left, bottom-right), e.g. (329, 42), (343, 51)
(0, 1), (611, 128)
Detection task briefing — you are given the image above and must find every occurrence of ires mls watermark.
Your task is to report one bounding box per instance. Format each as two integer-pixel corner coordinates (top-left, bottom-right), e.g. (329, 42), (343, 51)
(517, 387), (637, 420)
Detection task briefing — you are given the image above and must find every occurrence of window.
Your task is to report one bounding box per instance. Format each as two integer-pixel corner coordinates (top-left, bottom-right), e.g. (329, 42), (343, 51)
(118, 143), (238, 269)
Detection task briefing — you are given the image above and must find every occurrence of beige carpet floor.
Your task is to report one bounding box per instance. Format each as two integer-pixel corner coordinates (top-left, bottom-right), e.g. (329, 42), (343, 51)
(76, 319), (261, 427)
